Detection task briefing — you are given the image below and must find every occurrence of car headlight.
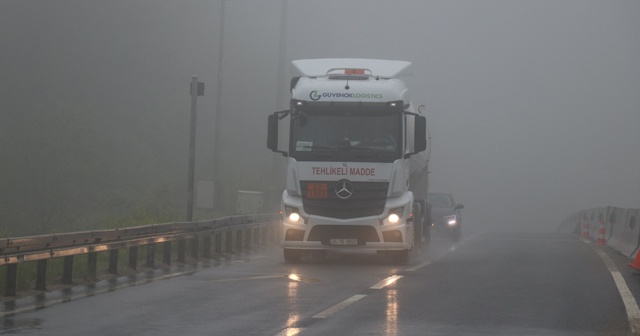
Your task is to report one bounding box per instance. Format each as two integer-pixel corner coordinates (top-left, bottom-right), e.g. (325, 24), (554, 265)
(445, 215), (457, 226)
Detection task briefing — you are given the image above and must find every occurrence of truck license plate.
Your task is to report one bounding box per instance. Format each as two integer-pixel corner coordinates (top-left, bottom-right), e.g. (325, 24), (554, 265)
(329, 238), (358, 246)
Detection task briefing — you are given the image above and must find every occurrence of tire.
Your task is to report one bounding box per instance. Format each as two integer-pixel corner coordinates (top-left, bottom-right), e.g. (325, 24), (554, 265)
(412, 202), (423, 248)
(423, 204), (432, 249)
(283, 249), (301, 263)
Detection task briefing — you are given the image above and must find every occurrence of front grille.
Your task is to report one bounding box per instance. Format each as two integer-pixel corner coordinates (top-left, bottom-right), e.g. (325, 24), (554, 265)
(301, 181), (388, 219)
(307, 225), (380, 245)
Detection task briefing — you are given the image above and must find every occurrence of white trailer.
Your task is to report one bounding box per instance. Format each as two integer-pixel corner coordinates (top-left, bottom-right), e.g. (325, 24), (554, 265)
(267, 58), (430, 264)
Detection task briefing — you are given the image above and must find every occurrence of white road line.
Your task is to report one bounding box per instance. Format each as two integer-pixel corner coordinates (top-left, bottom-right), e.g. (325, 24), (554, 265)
(274, 328), (304, 336)
(406, 261), (431, 272)
(312, 294), (367, 319)
(370, 275), (403, 289)
(596, 249), (640, 334)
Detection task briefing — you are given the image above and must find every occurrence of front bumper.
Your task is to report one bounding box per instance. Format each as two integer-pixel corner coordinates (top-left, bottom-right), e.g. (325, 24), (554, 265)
(282, 219), (411, 251)
(432, 216), (460, 235)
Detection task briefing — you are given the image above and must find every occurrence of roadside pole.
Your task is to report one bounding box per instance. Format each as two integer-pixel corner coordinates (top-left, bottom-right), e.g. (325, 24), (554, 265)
(187, 75), (204, 221)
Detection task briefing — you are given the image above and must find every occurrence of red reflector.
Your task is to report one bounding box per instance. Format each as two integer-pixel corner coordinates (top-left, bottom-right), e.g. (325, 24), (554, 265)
(344, 69), (365, 75)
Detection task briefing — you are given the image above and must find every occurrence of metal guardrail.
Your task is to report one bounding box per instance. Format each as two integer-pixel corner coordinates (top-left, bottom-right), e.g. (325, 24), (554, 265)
(1, 213), (280, 297)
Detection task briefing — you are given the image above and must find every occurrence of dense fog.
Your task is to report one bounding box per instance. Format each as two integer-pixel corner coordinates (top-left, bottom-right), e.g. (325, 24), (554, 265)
(1, 0), (638, 235)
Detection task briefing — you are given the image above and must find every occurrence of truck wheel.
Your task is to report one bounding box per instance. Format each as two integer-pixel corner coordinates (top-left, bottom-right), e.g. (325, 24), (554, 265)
(283, 249), (301, 263)
(423, 221), (431, 249)
(423, 203), (432, 249)
(412, 202), (422, 248)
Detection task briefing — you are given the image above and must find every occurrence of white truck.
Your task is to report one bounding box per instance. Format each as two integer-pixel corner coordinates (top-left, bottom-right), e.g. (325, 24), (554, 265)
(267, 58), (430, 264)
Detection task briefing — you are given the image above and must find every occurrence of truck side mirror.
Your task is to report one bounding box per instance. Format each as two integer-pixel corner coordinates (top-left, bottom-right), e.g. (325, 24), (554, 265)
(267, 112), (289, 157)
(267, 114), (279, 152)
(414, 116), (427, 153)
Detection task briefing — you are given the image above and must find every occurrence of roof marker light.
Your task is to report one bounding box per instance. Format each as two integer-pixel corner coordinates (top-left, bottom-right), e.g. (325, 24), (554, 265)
(345, 69), (365, 75)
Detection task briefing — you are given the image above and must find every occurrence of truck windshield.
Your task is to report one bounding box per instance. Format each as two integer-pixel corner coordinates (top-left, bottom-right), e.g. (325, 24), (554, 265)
(290, 104), (402, 163)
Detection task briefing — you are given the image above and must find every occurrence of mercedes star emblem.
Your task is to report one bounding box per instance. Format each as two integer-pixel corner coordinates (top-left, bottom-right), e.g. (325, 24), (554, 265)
(335, 179), (354, 199)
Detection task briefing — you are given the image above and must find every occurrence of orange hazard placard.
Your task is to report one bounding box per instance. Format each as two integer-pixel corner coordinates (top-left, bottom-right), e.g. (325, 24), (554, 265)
(307, 183), (328, 199)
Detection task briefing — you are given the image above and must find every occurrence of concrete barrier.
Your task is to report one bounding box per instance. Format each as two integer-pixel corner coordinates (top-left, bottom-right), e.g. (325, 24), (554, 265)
(621, 209), (640, 258)
(560, 206), (640, 259)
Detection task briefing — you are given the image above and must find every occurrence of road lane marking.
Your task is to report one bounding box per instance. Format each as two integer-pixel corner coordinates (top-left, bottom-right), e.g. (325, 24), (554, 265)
(596, 249), (640, 334)
(274, 328), (304, 336)
(312, 294), (367, 318)
(370, 275), (403, 289)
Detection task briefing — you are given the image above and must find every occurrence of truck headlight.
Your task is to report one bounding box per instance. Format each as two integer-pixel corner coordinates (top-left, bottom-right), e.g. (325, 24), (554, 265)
(284, 206), (302, 223)
(386, 207), (404, 224)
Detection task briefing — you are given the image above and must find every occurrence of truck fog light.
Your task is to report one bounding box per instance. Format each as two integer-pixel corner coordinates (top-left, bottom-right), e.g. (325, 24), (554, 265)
(388, 213), (400, 224)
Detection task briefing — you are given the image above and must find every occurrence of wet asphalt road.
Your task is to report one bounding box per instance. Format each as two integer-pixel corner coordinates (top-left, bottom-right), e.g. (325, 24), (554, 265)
(3, 230), (640, 335)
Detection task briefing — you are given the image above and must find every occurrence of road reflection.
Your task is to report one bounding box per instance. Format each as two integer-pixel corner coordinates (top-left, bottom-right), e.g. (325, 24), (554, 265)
(385, 289), (398, 336)
(286, 273), (301, 336)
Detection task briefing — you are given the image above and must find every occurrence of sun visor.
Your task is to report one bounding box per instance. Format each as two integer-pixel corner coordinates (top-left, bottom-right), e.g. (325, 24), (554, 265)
(292, 58), (413, 78)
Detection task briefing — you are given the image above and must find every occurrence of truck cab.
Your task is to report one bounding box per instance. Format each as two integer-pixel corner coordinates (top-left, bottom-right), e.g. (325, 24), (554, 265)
(267, 59), (429, 264)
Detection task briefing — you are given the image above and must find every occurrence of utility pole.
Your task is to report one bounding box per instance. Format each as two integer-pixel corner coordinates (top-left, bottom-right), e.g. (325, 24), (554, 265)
(212, 0), (226, 209)
(267, 0), (289, 209)
(275, 0), (288, 109)
(187, 76), (204, 221)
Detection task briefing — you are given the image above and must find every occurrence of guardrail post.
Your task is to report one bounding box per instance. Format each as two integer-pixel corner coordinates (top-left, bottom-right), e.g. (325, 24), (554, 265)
(245, 227), (252, 250)
(88, 252), (98, 279)
(203, 236), (211, 259)
(253, 226), (260, 245)
(236, 229), (243, 251)
(270, 225), (277, 245)
(163, 242), (172, 265)
(129, 246), (138, 270)
(215, 232), (222, 254)
(109, 249), (118, 274)
(268, 225), (274, 245)
(62, 256), (73, 284)
(146, 244), (155, 268)
(258, 226), (265, 246)
(178, 240), (186, 263)
(5, 264), (18, 297)
(190, 238), (199, 260)
(264, 225), (270, 245)
(225, 231), (233, 253)
(35, 260), (47, 291)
